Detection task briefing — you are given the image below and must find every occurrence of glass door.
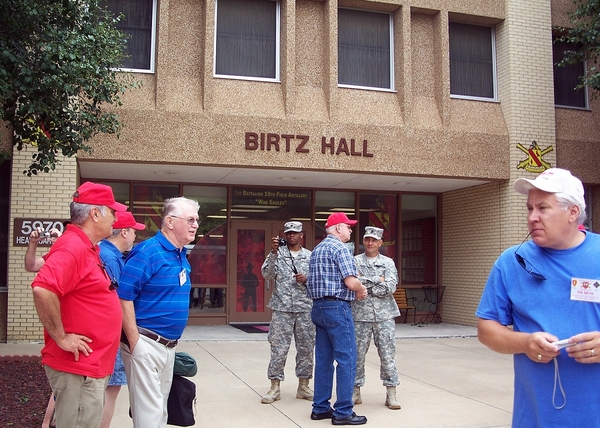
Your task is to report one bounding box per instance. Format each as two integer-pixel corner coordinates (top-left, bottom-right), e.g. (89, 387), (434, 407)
(228, 221), (313, 323)
(229, 222), (271, 323)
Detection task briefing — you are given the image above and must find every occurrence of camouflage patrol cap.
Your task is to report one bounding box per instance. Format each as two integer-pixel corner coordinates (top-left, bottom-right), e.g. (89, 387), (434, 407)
(284, 221), (303, 233)
(363, 226), (383, 240)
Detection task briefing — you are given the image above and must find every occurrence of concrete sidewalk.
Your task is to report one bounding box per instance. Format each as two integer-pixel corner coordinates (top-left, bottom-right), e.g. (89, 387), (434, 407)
(0, 323), (514, 427)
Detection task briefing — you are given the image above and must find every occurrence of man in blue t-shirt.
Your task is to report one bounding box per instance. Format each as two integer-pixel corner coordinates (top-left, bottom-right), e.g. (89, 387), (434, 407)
(477, 168), (600, 428)
(118, 197), (200, 428)
(99, 211), (145, 428)
(306, 212), (368, 425)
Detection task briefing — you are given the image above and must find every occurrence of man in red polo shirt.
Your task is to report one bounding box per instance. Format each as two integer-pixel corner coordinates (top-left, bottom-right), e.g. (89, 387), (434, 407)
(32, 182), (126, 428)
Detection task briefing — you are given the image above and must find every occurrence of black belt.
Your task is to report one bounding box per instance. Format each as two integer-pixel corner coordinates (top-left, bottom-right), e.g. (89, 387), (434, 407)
(315, 296), (346, 301)
(138, 327), (178, 348)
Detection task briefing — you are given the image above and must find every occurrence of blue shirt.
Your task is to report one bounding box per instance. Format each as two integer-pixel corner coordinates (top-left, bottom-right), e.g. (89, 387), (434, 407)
(118, 231), (191, 340)
(477, 232), (600, 428)
(99, 239), (125, 282)
(307, 234), (358, 301)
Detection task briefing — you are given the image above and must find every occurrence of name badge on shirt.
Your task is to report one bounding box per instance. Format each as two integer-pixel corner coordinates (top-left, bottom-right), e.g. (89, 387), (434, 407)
(179, 269), (187, 287)
(570, 278), (600, 303)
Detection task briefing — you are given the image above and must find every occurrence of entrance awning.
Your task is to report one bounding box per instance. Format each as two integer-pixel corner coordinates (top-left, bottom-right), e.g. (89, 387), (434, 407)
(79, 160), (491, 193)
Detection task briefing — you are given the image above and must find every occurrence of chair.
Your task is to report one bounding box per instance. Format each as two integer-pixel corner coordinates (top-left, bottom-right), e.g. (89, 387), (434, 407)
(393, 288), (417, 324)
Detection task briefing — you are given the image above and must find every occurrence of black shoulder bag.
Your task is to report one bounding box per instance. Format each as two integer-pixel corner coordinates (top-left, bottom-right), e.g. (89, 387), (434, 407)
(167, 374), (197, 427)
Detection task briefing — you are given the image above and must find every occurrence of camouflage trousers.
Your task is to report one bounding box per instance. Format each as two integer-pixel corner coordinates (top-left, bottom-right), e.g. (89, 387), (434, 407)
(354, 319), (399, 387)
(267, 310), (315, 381)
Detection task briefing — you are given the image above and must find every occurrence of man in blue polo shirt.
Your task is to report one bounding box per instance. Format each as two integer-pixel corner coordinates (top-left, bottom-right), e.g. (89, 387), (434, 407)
(307, 212), (368, 426)
(118, 197), (200, 428)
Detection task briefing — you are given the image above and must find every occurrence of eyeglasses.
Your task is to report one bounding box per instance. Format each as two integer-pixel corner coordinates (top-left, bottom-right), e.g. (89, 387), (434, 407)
(169, 215), (200, 226)
(514, 232), (546, 281)
(98, 262), (119, 291)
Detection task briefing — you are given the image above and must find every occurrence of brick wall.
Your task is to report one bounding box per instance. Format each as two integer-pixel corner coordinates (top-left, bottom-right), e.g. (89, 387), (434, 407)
(497, 0), (556, 247)
(442, 0), (559, 326)
(442, 182), (503, 326)
(6, 146), (76, 342)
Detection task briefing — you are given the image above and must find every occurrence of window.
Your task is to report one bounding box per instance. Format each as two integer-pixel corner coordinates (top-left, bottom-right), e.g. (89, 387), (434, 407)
(0, 160), (10, 288)
(215, 0), (279, 80)
(358, 193), (398, 262)
(231, 187), (311, 220)
(401, 194), (437, 284)
(553, 39), (587, 108)
(101, 0), (157, 72)
(184, 186), (228, 314)
(338, 9), (393, 90)
(449, 22), (496, 100)
(315, 191), (355, 249)
(99, 182), (130, 208)
(131, 183), (180, 241)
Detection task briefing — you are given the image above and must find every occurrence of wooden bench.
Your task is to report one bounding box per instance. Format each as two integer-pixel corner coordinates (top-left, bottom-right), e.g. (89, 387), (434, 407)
(394, 288), (417, 324)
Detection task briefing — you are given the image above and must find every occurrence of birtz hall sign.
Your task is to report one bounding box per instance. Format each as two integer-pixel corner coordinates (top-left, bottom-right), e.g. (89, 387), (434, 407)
(244, 132), (373, 157)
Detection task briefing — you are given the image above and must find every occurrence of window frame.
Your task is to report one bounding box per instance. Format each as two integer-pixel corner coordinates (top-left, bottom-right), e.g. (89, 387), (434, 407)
(213, 0), (281, 82)
(449, 22), (498, 102)
(337, 8), (395, 92)
(104, 0), (158, 74)
(553, 37), (589, 110)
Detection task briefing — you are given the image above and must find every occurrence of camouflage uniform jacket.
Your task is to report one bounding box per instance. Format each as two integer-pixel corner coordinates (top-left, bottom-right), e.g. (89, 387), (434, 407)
(352, 253), (400, 322)
(261, 246), (313, 312)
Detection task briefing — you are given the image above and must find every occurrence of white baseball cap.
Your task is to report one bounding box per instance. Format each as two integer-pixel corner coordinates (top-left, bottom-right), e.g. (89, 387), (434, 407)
(513, 168), (585, 210)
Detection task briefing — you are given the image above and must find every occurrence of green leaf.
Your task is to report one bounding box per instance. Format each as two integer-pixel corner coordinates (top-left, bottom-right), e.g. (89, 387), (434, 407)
(554, 0), (600, 95)
(0, 0), (140, 175)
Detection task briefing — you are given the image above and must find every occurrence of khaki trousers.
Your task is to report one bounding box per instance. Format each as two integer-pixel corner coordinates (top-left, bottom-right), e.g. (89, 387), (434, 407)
(44, 365), (109, 428)
(120, 334), (176, 428)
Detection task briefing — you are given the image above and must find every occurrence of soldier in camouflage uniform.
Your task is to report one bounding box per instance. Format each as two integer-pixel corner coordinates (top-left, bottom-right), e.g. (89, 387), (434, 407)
(352, 226), (402, 410)
(260, 221), (315, 404)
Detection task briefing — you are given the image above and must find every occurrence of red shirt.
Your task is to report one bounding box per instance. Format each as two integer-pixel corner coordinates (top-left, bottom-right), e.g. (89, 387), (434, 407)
(31, 224), (122, 378)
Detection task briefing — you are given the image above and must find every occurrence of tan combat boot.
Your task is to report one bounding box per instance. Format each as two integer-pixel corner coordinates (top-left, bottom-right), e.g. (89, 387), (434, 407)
(385, 386), (401, 410)
(261, 379), (281, 404)
(296, 378), (313, 400)
(352, 386), (362, 404)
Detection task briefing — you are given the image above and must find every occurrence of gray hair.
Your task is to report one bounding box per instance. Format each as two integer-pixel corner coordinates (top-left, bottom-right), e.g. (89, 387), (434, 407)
(162, 197), (200, 225)
(109, 228), (123, 238)
(70, 202), (108, 225)
(555, 193), (587, 224)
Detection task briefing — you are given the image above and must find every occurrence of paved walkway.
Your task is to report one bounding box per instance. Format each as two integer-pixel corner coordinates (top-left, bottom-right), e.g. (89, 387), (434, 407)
(0, 323), (514, 427)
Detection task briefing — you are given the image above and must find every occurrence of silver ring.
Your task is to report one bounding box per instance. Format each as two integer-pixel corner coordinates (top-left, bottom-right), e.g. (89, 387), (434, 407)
(591, 349), (595, 357)
(537, 354), (542, 361)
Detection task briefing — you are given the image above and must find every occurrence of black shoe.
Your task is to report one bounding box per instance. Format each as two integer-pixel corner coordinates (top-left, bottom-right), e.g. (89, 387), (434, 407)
(311, 408), (334, 420)
(331, 412), (367, 425)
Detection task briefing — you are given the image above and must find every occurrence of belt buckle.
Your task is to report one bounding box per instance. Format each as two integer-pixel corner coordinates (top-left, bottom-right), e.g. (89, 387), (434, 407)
(146, 330), (165, 346)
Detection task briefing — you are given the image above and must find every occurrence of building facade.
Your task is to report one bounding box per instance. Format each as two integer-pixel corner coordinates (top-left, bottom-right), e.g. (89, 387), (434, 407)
(2, 0), (600, 342)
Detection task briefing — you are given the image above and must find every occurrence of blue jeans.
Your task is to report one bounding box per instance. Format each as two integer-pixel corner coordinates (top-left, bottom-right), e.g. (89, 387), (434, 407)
(311, 299), (357, 418)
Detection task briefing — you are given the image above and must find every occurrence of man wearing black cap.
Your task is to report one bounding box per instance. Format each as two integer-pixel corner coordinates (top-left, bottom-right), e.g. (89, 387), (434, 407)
(31, 181), (127, 428)
(307, 212), (368, 425)
(260, 221), (314, 404)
